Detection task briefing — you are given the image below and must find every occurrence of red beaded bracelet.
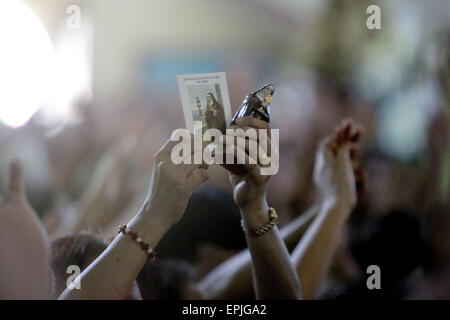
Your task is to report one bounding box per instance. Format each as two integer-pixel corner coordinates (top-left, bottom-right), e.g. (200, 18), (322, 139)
(118, 225), (157, 261)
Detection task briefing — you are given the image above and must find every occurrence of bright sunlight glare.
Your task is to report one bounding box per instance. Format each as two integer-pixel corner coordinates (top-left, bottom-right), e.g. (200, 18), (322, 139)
(0, 0), (55, 128)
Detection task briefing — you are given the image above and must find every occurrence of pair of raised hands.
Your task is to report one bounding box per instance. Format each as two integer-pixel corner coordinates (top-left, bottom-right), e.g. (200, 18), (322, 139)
(145, 116), (276, 226)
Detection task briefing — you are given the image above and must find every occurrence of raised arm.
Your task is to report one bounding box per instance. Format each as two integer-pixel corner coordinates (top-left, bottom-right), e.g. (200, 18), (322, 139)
(0, 161), (50, 299)
(291, 119), (362, 299)
(222, 117), (301, 300)
(59, 133), (209, 299)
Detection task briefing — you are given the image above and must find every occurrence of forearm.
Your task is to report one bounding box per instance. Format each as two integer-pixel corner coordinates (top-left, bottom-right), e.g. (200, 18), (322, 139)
(59, 206), (172, 300)
(196, 250), (253, 300)
(242, 203), (302, 300)
(291, 198), (352, 299)
(282, 205), (319, 252)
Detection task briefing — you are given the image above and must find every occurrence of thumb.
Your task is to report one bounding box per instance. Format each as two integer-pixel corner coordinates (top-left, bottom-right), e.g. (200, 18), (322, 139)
(185, 168), (209, 193)
(8, 160), (24, 199)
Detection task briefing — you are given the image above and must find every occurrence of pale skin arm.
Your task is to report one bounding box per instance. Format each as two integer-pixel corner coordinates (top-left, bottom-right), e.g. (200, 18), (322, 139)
(292, 200), (352, 300)
(60, 133), (209, 300)
(292, 119), (362, 299)
(59, 208), (172, 300)
(0, 161), (50, 299)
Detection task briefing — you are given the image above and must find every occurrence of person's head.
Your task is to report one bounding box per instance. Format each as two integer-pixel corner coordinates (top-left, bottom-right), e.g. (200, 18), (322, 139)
(50, 233), (107, 297)
(137, 259), (200, 300)
(155, 184), (245, 262)
(351, 210), (424, 289)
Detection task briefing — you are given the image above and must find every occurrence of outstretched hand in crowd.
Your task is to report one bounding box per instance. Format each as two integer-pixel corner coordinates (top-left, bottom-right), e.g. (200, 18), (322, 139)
(292, 118), (364, 299)
(314, 118), (364, 210)
(0, 160), (50, 299)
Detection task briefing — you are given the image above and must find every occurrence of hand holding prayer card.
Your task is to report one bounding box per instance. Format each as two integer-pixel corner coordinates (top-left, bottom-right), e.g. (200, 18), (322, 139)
(177, 73), (275, 175)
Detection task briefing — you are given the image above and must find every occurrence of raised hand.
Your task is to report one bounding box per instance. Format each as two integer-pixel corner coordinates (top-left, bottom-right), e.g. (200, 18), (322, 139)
(290, 119), (364, 299)
(59, 132), (209, 300)
(0, 160), (50, 299)
(144, 130), (210, 225)
(313, 118), (364, 209)
(0, 161), (46, 239)
(222, 116), (275, 212)
(219, 116), (301, 300)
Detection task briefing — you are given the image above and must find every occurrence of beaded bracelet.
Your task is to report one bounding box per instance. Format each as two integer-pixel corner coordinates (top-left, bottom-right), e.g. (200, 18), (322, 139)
(241, 207), (278, 237)
(118, 225), (157, 261)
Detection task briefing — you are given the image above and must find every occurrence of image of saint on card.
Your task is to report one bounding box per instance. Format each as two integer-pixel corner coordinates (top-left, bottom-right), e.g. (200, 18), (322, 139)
(177, 72), (232, 136)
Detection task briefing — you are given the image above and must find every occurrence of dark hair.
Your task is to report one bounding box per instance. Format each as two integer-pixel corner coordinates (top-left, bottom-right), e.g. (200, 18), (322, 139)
(342, 210), (425, 299)
(155, 184), (246, 261)
(137, 259), (194, 300)
(50, 233), (107, 297)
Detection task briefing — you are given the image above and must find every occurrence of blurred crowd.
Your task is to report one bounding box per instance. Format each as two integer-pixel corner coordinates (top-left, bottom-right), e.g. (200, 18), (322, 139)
(0, 0), (449, 299)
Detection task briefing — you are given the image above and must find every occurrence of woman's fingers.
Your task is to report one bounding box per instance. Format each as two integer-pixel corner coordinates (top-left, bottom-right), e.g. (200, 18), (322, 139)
(224, 136), (270, 167)
(232, 118), (271, 139)
(177, 147), (209, 177)
(214, 142), (257, 166)
(228, 126), (258, 141)
(332, 119), (365, 194)
(155, 139), (180, 161)
(329, 118), (363, 155)
(229, 129), (272, 156)
(221, 131), (272, 160)
(184, 168), (209, 192)
(221, 143), (263, 180)
(320, 135), (338, 159)
(157, 130), (204, 163)
(235, 116), (269, 130)
(221, 135), (256, 159)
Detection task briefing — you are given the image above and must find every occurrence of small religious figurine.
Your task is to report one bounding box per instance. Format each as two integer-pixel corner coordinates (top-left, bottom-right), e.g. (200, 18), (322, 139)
(230, 84), (274, 124)
(221, 84), (275, 175)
